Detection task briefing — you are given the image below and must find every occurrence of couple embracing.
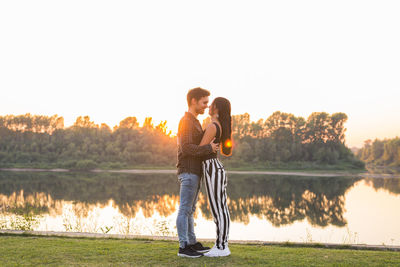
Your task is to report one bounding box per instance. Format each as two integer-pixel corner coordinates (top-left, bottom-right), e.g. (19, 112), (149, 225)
(176, 87), (232, 258)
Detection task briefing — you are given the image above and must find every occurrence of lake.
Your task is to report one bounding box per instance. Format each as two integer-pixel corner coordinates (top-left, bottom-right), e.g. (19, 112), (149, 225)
(1, 171), (399, 246)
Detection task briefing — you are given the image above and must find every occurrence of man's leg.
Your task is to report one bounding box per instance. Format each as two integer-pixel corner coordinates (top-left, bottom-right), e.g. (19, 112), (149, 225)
(176, 172), (200, 248)
(187, 172), (201, 245)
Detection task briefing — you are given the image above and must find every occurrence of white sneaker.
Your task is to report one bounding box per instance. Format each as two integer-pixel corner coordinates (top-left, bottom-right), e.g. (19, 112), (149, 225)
(203, 245), (231, 257)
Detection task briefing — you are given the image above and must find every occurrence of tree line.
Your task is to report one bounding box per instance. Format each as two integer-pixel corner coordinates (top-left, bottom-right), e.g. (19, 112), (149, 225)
(0, 112), (364, 170)
(356, 137), (400, 167)
(0, 114), (175, 169)
(222, 111), (364, 169)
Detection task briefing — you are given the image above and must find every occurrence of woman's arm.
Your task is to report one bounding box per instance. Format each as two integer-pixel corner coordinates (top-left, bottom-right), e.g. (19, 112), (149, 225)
(199, 123), (217, 146)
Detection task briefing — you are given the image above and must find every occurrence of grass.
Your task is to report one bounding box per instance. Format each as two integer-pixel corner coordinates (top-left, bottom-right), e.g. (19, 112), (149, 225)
(1, 235), (399, 266)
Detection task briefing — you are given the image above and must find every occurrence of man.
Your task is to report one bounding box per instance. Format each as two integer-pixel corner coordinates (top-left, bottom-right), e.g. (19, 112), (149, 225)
(176, 87), (219, 258)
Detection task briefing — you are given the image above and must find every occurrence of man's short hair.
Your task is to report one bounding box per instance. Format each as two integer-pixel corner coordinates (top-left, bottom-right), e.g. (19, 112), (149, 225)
(187, 87), (210, 107)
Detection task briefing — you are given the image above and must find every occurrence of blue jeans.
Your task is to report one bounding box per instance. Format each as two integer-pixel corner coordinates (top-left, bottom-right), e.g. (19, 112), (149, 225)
(176, 172), (201, 248)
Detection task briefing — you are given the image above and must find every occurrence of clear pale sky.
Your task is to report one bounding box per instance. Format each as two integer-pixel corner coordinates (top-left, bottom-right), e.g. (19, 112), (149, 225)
(1, 1), (399, 147)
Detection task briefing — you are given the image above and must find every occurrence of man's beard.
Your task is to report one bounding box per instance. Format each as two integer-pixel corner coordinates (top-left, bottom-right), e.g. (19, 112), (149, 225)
(196, 108), (205, 114)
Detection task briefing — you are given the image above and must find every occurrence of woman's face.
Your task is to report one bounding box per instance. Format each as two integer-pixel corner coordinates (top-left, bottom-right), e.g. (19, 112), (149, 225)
(209, 103), (217, 116)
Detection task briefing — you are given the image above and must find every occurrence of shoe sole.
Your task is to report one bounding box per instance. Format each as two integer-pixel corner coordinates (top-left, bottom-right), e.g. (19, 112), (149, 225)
(204, 254), (230, 257)
(177, 253), (202, 258)
(195, 249), (211, 253)
(204, 251), (231, 257)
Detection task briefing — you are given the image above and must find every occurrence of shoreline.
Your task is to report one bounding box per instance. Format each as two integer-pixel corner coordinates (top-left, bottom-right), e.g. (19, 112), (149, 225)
(1, 229), (399, 252)
(1, 167), (400, 178)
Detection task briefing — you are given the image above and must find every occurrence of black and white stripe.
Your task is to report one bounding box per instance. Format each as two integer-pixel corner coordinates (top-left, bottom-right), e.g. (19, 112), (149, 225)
(203, 158), (230, 249)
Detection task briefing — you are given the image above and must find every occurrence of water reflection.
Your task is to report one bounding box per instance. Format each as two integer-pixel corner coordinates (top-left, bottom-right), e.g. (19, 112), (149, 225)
(200, 175), (361, 227)
(0, 172), (365, 227)
(1, 171), (400, 245)
(364, 177), (400, 195)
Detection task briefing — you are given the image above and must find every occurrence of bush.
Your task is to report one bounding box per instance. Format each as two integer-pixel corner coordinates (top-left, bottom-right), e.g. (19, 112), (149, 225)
(106, 162), (125, 169)
(60, 160), (78, 169)
(351, 159), (365, 169)
(0, 152), (9, 163)
(15, 153), (32, 164)
(75, 160), (98, 170)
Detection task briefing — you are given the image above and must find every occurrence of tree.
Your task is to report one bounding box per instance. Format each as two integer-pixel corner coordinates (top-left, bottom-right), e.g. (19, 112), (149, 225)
(118, 117), (139, 129)
(73, 116), (98, 128)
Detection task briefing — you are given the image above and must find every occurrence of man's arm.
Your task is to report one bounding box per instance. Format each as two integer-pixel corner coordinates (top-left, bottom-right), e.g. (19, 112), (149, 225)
(178, 118), (215, 156)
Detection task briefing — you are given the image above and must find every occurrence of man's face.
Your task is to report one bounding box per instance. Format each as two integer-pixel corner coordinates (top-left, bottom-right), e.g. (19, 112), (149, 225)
(192, 96), (209, 115)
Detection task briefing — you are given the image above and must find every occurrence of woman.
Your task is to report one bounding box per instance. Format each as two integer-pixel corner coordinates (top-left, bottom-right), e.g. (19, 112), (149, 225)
(199, 97), (232, 257)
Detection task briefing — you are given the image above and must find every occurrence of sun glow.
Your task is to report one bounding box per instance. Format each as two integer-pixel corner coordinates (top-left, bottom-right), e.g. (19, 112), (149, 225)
(225, 139), (232, 148)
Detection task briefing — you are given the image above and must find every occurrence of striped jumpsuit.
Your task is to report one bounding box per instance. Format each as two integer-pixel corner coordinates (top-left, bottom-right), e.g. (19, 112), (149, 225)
(202, 122), (230, 249)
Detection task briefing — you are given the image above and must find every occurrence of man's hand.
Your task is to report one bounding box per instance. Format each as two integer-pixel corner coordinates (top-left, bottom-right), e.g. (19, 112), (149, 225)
(211, 142), (219, 153)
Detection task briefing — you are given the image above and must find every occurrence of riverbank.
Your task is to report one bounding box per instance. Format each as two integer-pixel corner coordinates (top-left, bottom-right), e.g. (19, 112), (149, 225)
(0, 161), (367, 173)
(1, 167), (400, 178)
(1, 232), (399, 266)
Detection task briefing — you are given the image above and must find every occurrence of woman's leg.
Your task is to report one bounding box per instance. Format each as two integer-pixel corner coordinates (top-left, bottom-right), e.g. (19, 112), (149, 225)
(217, 159), (230, 249)
(203, 159), (230, 249)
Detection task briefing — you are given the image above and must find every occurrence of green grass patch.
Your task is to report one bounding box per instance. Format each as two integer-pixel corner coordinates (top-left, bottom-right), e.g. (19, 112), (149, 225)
(0, 235), (399, 266)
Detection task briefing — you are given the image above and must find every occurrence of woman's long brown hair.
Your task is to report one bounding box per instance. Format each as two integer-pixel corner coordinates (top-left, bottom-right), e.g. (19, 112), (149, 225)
(212, 97), (232, 156)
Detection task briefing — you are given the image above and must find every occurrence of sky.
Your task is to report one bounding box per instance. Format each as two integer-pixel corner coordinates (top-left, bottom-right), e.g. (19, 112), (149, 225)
(1, 0), (399, 147)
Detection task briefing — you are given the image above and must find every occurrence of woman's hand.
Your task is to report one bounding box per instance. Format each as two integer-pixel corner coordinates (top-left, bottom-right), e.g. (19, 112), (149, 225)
(211, 142), (219, 153)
